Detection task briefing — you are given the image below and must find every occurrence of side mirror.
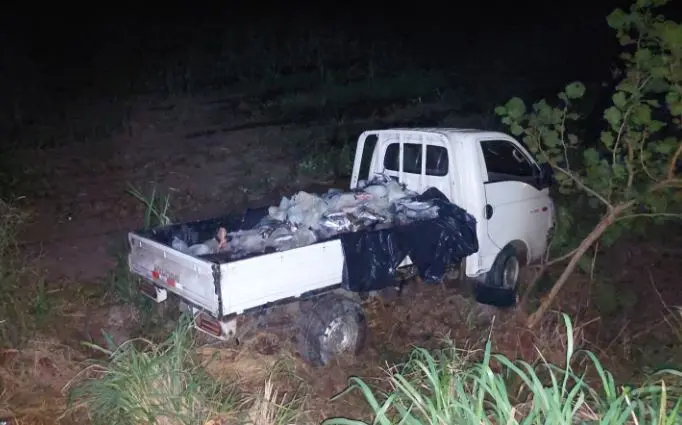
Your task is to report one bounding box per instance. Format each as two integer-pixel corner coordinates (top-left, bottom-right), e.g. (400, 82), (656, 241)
(537, 163), (554, 187)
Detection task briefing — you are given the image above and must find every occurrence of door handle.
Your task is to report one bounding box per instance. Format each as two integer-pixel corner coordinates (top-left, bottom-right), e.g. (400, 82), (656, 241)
(484, 204), (493, 220)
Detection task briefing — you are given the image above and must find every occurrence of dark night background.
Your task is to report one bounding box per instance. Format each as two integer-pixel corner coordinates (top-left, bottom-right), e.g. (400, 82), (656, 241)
(2, 0), (677, 278)
(0, 0), (641, 127)
(0, 0), (680, 274)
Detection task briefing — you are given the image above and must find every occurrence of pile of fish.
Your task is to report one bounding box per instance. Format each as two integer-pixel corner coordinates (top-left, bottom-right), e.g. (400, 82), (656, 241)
(174, 175), (442, 260)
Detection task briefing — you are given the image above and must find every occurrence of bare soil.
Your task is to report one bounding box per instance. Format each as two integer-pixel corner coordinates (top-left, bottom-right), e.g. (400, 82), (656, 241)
(14, 92), (310, 283)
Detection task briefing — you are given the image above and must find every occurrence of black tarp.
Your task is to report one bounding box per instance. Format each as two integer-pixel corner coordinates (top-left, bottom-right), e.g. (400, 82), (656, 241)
(339, 188), (479, 292)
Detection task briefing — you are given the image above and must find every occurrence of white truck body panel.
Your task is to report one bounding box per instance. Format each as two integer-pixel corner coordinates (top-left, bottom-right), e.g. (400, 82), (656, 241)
(218, 239), (344, 315)
(129, 233), (345, 317)
(129, 233), (221, 315)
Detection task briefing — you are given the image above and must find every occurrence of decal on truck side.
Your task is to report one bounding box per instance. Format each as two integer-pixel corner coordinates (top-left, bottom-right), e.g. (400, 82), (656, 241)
(530, 206), (549, 215)
(152, 265), (180, 289)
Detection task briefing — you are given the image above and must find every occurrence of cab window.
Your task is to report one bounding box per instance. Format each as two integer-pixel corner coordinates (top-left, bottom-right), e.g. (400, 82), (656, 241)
(384, 143), (449, 176)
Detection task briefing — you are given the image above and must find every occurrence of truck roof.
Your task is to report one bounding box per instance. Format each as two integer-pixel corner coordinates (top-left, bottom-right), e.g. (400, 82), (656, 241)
(375, 127), (512, 142)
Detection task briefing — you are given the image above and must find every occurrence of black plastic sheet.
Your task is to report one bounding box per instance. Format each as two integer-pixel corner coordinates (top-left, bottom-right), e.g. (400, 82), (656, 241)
(136, 207), (270, 263)
(340, 188), (478, 292)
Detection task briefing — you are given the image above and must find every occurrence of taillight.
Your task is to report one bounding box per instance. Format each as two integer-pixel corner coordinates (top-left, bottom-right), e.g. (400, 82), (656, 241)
(196, 313), (223, 337)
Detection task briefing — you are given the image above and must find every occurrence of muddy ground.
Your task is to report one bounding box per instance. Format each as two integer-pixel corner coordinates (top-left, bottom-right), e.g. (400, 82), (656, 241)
(4, 90), (682, 424)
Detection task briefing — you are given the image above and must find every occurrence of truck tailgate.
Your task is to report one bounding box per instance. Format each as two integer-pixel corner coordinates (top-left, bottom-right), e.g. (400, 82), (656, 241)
(128, 232), (220, 315)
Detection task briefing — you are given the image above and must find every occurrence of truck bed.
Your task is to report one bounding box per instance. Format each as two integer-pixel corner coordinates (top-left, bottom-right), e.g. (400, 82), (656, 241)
(128, 188), (479, 319)
(128, 207), (345, 317)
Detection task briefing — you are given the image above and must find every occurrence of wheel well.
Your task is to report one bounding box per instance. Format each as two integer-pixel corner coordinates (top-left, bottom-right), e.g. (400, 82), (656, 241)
(507, 240), (529, 265)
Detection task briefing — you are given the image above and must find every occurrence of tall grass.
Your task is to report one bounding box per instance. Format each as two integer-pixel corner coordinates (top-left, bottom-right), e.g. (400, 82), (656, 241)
(103, 184), (174, 328)
(0, 199), (23, 262)
(0, 198), (37, 346)
(127, 183), (172, 229)
(66, 315), (240, 425)
(324, 314), (682, 425)
(66, 315), (306, 425)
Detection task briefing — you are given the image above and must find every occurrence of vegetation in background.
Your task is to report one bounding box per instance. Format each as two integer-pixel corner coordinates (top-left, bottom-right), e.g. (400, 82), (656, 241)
(0, 198), (55, 346)
(126, 184), (172, 229)
(325, 314), (682, 425)
(296, 131), (355, 180)
(495, 0), (682, 327)
(0, 199), (28, 346)
(1, 20), (551, 154)
(102, 184), (175, 331)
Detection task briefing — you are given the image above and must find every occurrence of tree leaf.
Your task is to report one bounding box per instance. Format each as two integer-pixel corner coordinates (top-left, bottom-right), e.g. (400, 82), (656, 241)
(604, 107), (622, 127)
(504, 98), (526, 119)
(544, 130), (560, 148)
(612, 163), (627, 180)
(660, 21), (682, 47)
(635, 48), (652, 63)
(612, 92), (627, 109)
(583, 148), (600, 166)
(607, 9), (629, 30)
(653, 138), (679, 155)
(565, 81), (586, 99)
(600, 131), (615, 148)
(632, 104), (652, 126)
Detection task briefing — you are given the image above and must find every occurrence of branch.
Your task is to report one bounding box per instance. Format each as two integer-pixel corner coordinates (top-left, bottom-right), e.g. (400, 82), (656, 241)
(612, 104), (634, 171)
(652, 178), (682, 191)
(626, 138), (635, 194)
(615, 212), (682, 222)
(545, 247), (580, 267)
(551, 162), (614, 209)
(526, 201), (633, 329)
(639, 131), (657, 182)
(559, 105), (570, 171)
(668, 142), (682, 181)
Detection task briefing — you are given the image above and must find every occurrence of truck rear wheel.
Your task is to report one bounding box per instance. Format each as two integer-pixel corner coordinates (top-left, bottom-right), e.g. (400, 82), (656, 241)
(297, 293), (367, 366)
(474, 244), (520, 308)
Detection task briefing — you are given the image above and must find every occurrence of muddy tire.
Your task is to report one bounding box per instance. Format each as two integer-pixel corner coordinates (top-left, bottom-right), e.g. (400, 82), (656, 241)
(474, 244), (520, 308)
(297, 293), (367, 367)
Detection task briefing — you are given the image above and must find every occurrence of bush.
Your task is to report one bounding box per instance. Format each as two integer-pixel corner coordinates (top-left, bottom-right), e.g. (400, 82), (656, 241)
(495, 0), (682, 326)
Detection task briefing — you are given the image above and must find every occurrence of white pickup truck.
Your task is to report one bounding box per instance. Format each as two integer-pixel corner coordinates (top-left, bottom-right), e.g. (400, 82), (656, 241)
(128, 128), (555, 366)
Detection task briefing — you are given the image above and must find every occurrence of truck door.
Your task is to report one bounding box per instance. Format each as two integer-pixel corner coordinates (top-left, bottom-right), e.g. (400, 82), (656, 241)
(477, 138), (553, 263)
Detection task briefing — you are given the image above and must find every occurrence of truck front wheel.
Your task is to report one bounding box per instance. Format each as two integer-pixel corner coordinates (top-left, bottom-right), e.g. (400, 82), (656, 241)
(474, 244), (520, 308)
(297, 293), (367, 366)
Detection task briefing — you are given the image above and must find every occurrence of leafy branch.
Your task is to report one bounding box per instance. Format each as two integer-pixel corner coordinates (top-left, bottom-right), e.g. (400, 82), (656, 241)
(495, 0), (682, 328)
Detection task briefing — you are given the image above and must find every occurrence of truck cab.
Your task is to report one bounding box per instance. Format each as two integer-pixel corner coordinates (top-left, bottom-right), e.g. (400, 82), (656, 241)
(350, 128), (555, 292)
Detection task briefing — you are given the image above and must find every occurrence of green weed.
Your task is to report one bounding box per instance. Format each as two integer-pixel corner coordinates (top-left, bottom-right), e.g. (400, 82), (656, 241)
(126, 184), (172, 229)
(0, 199), (36, 346)
(103, 184), (175, 331)
(66, 315), (307, 425)
(66, 316), (240, 425)
(324, 314), (682, 425)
